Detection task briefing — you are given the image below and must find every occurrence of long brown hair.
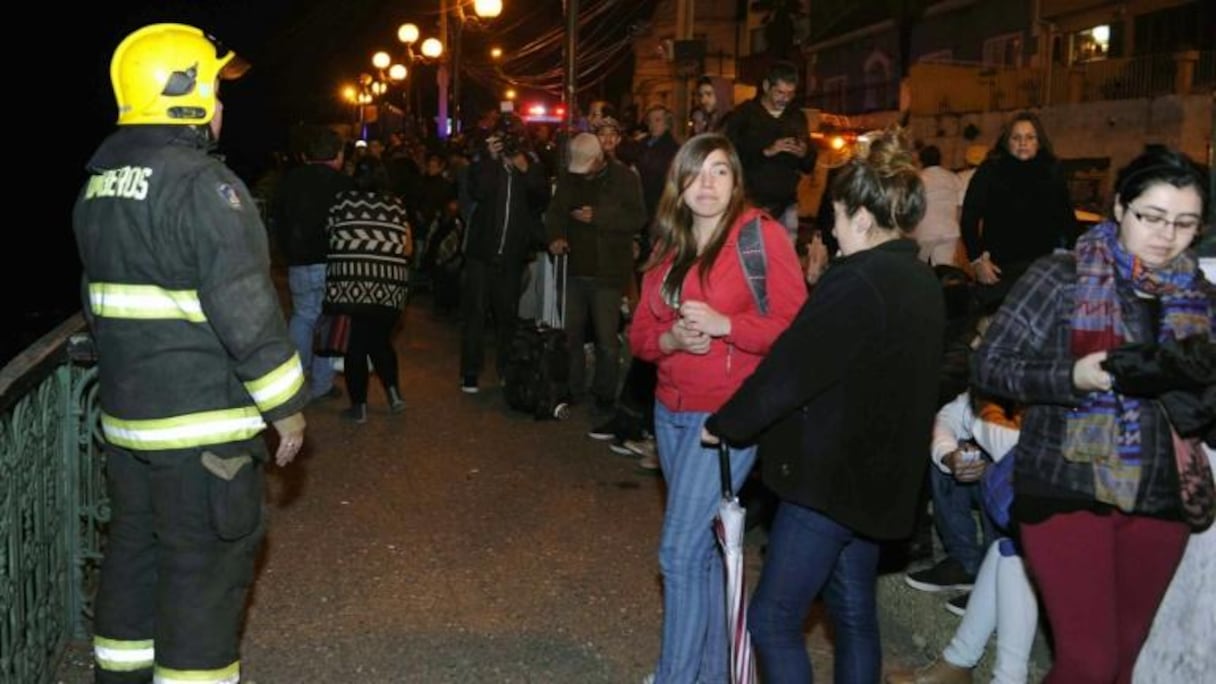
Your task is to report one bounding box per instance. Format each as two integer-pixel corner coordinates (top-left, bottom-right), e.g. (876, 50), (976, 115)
(649, 133), (747, 307)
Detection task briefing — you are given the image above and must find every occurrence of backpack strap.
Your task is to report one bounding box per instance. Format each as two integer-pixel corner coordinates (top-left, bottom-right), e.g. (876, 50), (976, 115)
(735, 216), (769, 315)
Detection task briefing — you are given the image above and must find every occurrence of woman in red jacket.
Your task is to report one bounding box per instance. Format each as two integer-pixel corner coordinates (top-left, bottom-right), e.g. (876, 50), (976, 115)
(629, 133), (805, 684)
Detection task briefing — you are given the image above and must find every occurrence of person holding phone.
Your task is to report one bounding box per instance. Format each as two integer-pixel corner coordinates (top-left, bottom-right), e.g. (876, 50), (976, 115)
(724, 60), (816, 241)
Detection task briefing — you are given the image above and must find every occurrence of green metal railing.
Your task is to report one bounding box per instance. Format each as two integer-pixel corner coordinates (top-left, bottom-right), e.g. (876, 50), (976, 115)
(1, 314), (107, 684)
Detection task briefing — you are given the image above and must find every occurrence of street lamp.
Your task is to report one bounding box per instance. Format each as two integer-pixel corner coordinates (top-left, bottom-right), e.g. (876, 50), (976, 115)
(398, 23), (420, 46)
(473, 0), (502, 18)
(420, 38), (444, 59)
(389, 1), (502, 139)
(342, 77), (377, 139)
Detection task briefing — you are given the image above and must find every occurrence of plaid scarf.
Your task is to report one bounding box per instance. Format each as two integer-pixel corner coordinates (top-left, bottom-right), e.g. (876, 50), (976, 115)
(1065, 221), (1211, 511)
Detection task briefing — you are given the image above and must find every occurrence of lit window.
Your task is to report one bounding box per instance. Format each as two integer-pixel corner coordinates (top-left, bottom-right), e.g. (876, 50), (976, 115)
(1072, 25), (1110, 63)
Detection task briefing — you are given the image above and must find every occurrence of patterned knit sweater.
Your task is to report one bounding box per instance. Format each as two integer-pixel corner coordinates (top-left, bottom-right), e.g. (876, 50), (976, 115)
(325, 190), (412, 315)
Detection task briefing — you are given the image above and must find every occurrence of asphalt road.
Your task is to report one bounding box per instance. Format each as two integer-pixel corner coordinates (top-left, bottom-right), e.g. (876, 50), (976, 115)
(54, 297), (898, 683)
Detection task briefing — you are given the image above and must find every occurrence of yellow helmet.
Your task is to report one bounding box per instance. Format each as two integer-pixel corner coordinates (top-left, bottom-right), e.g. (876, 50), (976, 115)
(110, 23), (250, 126)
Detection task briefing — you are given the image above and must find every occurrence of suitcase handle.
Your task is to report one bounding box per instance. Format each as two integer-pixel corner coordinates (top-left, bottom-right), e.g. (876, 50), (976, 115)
(544, 252), (567, 329)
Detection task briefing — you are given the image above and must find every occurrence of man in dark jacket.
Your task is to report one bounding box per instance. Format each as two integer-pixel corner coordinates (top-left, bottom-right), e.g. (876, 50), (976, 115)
(546, 133), (646, 412)
(725, 61), (816, 240)
(271, 126), (353, 400)
(75, 24), (307, 683)
(631, 105), (681, 226)
(459, 118), (550, 393)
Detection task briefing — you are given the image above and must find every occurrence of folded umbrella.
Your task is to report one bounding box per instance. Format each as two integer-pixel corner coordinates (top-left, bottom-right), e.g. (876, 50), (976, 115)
(714, 442), (757, 684)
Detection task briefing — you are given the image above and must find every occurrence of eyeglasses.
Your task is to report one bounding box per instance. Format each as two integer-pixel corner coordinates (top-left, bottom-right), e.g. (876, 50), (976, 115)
(1129, 208), (1201, 234)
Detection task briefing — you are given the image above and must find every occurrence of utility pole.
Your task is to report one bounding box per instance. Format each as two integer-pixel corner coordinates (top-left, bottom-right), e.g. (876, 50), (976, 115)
(452, 6), (464, 135)
(674, 0), (695, 136)
(437, 0), (451, 138)
(564, 0), (579, 136)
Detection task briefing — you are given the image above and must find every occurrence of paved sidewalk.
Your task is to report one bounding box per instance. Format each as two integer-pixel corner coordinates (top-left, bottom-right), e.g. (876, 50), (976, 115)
(56, 298), (936, 683)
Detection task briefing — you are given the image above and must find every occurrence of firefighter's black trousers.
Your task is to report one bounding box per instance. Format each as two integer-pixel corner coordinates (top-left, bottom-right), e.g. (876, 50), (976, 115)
(93, 438), (267, 683)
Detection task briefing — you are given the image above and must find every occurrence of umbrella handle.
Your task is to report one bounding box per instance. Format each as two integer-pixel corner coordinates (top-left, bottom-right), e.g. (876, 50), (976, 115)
(718, 442), (734, 500)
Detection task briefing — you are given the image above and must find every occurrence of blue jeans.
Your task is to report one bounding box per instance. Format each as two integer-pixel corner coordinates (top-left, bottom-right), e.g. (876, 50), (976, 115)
(749, 502), (881, 684)
(653, 403), (757, 684)
(929, 466), (994, 576)
(288, 264), (335, 398)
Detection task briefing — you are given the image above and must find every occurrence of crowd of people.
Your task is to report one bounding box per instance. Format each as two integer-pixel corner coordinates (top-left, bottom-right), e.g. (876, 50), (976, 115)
(75, 22), (1213, 684)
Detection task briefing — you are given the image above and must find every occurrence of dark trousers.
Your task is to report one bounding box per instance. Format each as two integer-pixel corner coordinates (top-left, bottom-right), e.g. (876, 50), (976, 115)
(929, 465), (995, 576)
(93, 440), (266, 682)
(460, 258), (523, 380)
(614, 357), (657, 438)
(749, 502), (881, 684)
(1020, 509), (1188, 684)
(344, 309), (401, 405)
(564, 276), (623, 403)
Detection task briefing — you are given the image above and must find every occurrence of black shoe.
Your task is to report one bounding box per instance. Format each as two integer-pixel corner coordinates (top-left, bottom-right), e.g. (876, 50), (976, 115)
(341, 404), (368, 424)
(310, 386), (342, 404)
(945, 592), (969, 617)
(904, 558), (975, 593)
(460, 376), (479, 394)
(588, 417), (620, 441)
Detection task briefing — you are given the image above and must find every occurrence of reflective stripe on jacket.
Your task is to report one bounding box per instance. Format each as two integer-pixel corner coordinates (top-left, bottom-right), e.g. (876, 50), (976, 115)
(74, 126), (307, 450)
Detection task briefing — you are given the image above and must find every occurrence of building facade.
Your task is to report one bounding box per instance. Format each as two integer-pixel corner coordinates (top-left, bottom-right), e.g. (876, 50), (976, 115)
(799, 0), (1212, 210)
(630, 0), (745, 129)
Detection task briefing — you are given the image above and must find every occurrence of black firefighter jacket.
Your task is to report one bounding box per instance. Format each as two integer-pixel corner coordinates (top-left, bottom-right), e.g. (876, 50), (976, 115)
(74, 125), (307, 452)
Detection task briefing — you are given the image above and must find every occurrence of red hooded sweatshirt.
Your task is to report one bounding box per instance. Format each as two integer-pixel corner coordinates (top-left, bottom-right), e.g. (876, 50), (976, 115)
(629, 208), (807, 413)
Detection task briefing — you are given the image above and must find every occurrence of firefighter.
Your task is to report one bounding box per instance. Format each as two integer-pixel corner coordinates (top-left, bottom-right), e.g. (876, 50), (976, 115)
(74, 23), (307, 683)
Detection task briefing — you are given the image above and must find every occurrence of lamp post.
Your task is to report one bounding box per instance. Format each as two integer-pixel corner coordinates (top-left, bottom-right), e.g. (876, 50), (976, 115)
(343, 75), (377, 140)
(389, 2), (501, 140)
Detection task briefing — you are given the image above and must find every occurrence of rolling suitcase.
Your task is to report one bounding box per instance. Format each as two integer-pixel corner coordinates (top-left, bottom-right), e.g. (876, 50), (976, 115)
(503, 253), (571, 420)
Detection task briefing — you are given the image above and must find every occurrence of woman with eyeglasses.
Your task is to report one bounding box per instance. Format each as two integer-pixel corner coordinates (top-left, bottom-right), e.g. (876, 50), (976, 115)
(972, 145), (1213, 683)
(961, 111), (1077, 302)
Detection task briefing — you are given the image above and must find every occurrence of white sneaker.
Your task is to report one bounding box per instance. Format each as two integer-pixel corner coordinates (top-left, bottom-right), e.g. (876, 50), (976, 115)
(641, 675), (655, 684)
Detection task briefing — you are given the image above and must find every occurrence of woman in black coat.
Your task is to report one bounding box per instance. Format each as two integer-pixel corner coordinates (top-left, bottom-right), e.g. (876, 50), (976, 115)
(961, 111), (1077, 301)
(705, 130), (946, 683)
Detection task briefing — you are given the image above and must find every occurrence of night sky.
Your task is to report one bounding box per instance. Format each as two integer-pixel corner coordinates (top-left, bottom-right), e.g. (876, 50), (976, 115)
(11, 1), (646, 364)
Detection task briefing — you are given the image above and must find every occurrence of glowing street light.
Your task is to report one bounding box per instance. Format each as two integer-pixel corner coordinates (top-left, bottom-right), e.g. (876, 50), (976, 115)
(473, 0), (503, 18)
(490, 46), (503, 60)
(420, 37), (444, 59)
(388, 64), (408, 81)
(372, 51), (391, 70)
(398, 22), (420, 45)
(504, 88), (516, 100)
